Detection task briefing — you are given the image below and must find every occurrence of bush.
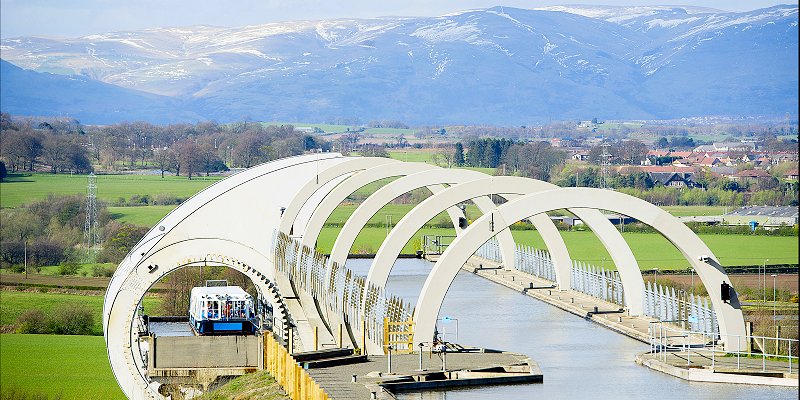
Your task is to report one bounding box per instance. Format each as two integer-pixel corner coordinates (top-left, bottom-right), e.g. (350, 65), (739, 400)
(46, 303), (94, 335)
(90, 264), (115, 277)
(16, 309), (47, 334)
(58, 262), (80, 276)
(153, 193), (184, 206)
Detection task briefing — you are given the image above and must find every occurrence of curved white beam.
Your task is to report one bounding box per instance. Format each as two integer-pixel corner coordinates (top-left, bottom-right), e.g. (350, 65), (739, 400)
(413, 188), (746, 351)
(367, 176), (644, 314)
(299, 162), (440, 251)
(328, 168), (512, 268)
(278, 157), (399, 235)
(104, 154), (345, 400)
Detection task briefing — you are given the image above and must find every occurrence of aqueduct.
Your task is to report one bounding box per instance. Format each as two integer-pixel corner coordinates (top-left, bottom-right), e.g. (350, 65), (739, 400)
(104, 154), (746, 399)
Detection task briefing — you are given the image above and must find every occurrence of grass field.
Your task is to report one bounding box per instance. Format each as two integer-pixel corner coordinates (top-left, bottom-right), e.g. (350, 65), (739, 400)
(316, 227), (798, 269)
(0, 291), (161, 335)
(0, 173), (221, 208)
(108, 205), (178, 225)
(388, 149), (437, 163)
(0, 334), (125, 399)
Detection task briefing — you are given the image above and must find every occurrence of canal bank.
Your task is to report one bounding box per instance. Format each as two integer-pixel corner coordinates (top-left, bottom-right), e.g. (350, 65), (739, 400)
(345, 258), (798, 399)
(442, 255), (798, 387)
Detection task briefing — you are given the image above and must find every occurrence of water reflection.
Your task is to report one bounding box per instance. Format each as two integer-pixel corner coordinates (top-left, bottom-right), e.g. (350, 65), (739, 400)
(346, 258), (796, 400)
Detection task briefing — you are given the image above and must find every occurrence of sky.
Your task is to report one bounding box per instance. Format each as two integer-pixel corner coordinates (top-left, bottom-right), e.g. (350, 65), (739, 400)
(1, 0), (797, 38)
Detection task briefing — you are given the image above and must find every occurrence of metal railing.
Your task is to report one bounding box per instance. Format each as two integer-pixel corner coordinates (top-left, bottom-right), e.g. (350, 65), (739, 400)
(570, 260), (625, 307)
(644, 281), (718, 336)
(273, 231), (414, 352)
(648, 321), (798, 376)
(470, 237), (720, 335)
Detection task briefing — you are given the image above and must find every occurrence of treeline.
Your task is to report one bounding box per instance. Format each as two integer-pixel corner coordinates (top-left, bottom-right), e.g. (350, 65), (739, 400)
(0, 195), (148, 270)
(0, 114), (326, 178)
(454, 138), (567, 181)
(553, 166), (798, 206)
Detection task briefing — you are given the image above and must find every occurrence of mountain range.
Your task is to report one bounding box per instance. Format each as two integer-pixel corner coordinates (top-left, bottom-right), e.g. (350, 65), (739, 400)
(1, 4), (797, 125)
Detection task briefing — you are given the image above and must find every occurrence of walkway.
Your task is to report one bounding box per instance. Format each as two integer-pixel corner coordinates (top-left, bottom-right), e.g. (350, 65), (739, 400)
(305, 351), (535, 399)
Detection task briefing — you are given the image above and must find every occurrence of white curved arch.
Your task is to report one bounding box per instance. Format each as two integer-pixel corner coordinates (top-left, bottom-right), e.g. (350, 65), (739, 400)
(366, 176), (644, 315)
(104, 154), (344, 400)
(328, 168), (518, 269)
(299, 162), (443, 250)
(278, 157), (399, 235)
(413, 188), (746, 351)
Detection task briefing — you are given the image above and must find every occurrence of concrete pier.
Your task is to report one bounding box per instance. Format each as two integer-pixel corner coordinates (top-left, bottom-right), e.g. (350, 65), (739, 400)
(305, 350), (540, 399)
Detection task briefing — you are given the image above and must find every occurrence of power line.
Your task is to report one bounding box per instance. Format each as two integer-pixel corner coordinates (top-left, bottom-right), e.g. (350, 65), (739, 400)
(600, 137), (612, 189)
(83, 173), (101, 259)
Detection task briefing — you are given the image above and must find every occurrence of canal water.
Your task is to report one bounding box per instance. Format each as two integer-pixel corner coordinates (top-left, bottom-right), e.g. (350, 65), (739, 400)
(346, 258), (797, 400)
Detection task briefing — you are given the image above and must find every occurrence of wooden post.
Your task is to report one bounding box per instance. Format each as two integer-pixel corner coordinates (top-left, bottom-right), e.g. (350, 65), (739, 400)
(361, 319), (367, 355)
(314, 326), (319, 351)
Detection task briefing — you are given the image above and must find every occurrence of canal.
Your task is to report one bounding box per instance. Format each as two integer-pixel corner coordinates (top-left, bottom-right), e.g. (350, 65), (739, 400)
(346, 258), (796, 400)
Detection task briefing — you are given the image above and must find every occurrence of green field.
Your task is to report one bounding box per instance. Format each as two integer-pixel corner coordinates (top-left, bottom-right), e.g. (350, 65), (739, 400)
(0, 334), (125, 399)
(315, 227), (798, 269)
(0, 291), (161, 335)
(388, 149), (437, 163)
(108, 205), (178, 226)
(0, 173), (221, 208)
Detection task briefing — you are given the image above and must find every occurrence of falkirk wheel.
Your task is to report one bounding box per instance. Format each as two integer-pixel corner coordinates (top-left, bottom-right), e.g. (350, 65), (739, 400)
(104, 154), (746, 399)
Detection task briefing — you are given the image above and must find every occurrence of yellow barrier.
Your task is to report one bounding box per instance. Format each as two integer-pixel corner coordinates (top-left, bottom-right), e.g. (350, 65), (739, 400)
(383, 318), (415, 354)
(264, 333), (331, 400)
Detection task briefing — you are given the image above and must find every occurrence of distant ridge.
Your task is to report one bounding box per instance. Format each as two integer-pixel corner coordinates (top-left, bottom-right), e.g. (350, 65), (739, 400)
(1, 5), (797, 124)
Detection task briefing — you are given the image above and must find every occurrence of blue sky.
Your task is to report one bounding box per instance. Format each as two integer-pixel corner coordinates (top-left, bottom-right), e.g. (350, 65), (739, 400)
(1, 0), (796, 38)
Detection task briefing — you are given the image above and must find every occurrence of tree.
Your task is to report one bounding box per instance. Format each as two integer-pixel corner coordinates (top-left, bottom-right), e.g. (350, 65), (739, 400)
(655, 137), (669, 149)
(174, 140), (201, 179)
(453, 143), (465, 167)
(1, 129), (42, 171)
(41, 135), (69, 173)
(0, 160), (6, 181)
(153, 147), (176, 178)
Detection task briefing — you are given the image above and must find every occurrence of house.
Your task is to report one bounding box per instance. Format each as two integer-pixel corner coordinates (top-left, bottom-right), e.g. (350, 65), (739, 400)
(648, 172), (696, 188)
(728, 169), (772, 184)
(697, 157), (720, 167)
(670, 151), (692, 159)
(783, 169), (799, 181)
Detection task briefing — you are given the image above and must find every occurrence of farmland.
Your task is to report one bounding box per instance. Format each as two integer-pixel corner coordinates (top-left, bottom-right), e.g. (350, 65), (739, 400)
(0, 290), (162, 335)
(1, 173), (795, 272)
(0, 334), (126, 399)
(0, 173), (221, 208)
(316, 227), (799, 270)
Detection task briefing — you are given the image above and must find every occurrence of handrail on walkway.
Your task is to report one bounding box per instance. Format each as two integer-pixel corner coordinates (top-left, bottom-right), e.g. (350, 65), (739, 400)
(648, 321), (798, 375)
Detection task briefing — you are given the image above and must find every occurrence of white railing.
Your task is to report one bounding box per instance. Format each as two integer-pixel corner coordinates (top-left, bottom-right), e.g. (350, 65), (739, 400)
(514, 243), (557, 282)
(571, 260), (625, 307)
(272, 231), (414, 350)
(471, 238), (720, 335)
(475, 238), (503, 263)
(649, 322), (798, 376)
(644, 281), (718, 336)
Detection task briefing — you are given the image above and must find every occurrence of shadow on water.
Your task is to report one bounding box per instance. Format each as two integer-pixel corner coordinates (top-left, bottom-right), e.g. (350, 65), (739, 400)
(346, 258), (797, 400)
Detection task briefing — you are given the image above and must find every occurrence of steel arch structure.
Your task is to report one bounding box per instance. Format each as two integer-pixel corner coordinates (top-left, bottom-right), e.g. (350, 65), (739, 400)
(364, 176), (645, 316)
(104, 154), (347, 400)
(412, 187), (746, 351)
(105, 156), (746, 399)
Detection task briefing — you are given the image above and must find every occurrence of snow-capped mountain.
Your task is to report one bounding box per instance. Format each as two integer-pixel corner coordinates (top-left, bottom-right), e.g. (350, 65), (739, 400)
(1, 5), (796, 124)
